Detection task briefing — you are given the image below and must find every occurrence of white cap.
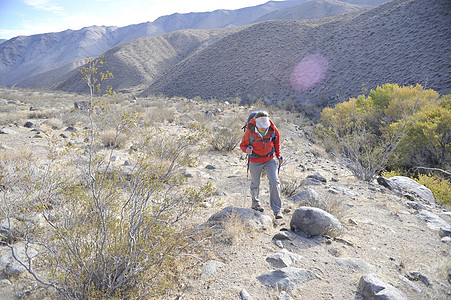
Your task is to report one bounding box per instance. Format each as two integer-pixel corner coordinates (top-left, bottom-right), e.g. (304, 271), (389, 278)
(255, 116), (270, 128)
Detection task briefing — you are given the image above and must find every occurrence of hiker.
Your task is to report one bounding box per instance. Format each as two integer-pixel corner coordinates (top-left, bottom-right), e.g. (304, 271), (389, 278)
(240, 111), (284, 219)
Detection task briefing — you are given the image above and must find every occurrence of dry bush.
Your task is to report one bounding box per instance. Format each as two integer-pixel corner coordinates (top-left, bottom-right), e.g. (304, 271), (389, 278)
(281, 177), (300, 197)
(1, 98), (211, 299)
(210, 212), (248, 245)
(44, 118), (64, 130)
(100, 129), (129, 149)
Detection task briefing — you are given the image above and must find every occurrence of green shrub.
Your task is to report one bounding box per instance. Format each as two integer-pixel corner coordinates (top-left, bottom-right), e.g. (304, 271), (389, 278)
(416, 174), (451, 206)
(319, 84), (443, 181)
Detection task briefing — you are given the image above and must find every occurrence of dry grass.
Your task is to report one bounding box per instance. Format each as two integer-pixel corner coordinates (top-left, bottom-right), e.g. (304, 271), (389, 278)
(211, 212), (248, 246)
(100, 129), (129, 149)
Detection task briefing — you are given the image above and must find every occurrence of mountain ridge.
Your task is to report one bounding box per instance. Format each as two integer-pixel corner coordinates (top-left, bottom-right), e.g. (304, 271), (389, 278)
(0, 0), (378, 88)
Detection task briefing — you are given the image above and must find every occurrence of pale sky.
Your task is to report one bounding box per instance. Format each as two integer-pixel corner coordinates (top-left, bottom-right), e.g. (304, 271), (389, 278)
(0, 0), (272, 40)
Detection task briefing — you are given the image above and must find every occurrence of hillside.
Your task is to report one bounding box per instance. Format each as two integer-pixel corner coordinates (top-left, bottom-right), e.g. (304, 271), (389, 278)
(254, 0), (362, 22)
(29, 0), (450, 116)
(1, 0), (374, 88)
(0, 88), (449, 299)
(140, 0), (451, 112)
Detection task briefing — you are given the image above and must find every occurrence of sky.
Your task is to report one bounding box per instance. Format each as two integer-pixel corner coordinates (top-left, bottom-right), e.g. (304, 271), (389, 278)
(0, 0), (272, 40)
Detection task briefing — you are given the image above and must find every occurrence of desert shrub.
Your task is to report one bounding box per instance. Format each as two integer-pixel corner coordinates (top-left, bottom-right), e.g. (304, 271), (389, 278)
(416, 174), (451, 206)
(100, 128), (129, 149)
(0, 102), (210, 299)
(210, 212), (247, 245)
(210, 127), (240, 151)
(318, 84), (442, 181)
(281, 178), (300, 197)
(0, 56), (212, 299)
(44, 118), (64, 130)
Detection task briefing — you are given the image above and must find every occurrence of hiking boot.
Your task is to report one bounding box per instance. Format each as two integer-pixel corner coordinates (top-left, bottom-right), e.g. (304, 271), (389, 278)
(252, 204), (264, 212)
(274, 211), (283, 219)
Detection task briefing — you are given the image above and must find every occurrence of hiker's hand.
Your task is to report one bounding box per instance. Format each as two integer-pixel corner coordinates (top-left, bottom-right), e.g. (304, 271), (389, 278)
(278, 156), (283, 164)
(246, 146), (253, 155)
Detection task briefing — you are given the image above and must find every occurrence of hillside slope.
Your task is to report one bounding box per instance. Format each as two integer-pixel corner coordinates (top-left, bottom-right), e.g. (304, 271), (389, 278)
(255, 0), (362, 22)
(138, 0), (450, 112)
(0, 0), (313, 87)
(0, 88), (449, 299)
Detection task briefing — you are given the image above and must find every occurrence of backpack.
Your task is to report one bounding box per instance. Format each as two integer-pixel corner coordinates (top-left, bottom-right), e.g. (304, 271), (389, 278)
(242, 110), (276, 158)
(241, 110), (265, 132)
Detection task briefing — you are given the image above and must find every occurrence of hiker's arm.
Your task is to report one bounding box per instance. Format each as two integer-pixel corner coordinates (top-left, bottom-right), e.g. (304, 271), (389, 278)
(240, 131), (250, 153)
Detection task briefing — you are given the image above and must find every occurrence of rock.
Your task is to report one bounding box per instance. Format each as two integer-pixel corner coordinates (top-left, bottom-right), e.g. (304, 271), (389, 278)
(300, 178), (323, 186)
(290, 206), (344, 237)
(0, 244), (38, 277)
(416, 210), (451, 233)
(379, 176), (435, 204)
(288, 188), (325, 208)
(64, 126), (77, 132)
(409, 271), (433, 287)
(440, 226), (451, 238)
(240, 288), (253, 300)
(205, 164), (217, 170)
(181, 169), (193, 178)
(329, 185), (360, 198)
(257, 267), (319, 292)
(266, 249), (302, 268)
(202, 260), (226, 276)
(335, 258), (374, 273)
(273, 231), (290, 240)
(405, 201), (426, 210)
(358, 273), (408, 300)
(399, 275), (422, 293)
(0, 128), (16, 134)
(274, 240), (284, 248)
(278, 291), (294, 300)
(24, 121), (39, 129)
(307, 172), (327, 183)
(207, 206), (273, 230)
(441, 237), (451, 243)
(74, 101), (91, 110)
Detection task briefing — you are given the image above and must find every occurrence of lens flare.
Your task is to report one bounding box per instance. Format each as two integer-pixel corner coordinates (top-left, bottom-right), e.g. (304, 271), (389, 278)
(290, 53), (328, 91)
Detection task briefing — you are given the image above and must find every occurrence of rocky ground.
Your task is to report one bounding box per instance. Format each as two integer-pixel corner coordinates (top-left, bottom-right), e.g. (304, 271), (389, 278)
(0, 88), (450, 299)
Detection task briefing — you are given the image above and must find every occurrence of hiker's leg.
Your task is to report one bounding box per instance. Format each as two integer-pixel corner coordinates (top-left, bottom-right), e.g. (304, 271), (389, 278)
(249, 161), (263, 207)
(265, 159), (282, 213)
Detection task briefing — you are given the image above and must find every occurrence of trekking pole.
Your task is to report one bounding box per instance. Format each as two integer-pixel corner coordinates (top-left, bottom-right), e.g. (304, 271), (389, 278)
(277, 156), (283, 175)
(246, 145), (252, 179)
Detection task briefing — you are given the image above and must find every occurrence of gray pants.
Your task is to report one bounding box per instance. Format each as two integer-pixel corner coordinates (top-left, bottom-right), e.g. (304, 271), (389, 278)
(249, 158), (282, 213)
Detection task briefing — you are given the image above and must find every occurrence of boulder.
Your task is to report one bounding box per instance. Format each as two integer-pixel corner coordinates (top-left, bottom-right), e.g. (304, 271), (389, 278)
(378, 176), (435, 204)
(257, 267), (319, 292)
(307, 173), (327, 183)
(207, 206), (272, 230)
(290, 206), (343, 237)
(416, 210), (451, 233)
(266, 249), (302, 268)
(288, 189), (325, 208)
(358, 273), (408, 300)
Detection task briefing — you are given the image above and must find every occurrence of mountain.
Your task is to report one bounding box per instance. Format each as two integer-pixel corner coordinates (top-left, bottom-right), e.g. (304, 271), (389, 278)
(254, 0), (363, 22)
(56, 0), (445, 115)
(136, 0), (449, 112)
(0, 0), (380, 88)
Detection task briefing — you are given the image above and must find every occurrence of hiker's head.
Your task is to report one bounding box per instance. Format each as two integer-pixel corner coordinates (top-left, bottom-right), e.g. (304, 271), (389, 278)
(255, 111), (270, 131)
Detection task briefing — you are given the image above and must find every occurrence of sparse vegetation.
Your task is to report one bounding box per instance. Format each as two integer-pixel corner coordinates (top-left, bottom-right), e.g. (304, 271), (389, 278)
(318, 84), (450, 182)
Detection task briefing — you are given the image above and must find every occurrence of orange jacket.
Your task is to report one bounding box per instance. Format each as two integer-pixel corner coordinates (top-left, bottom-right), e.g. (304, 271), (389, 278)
(240, 118), (281, 163)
